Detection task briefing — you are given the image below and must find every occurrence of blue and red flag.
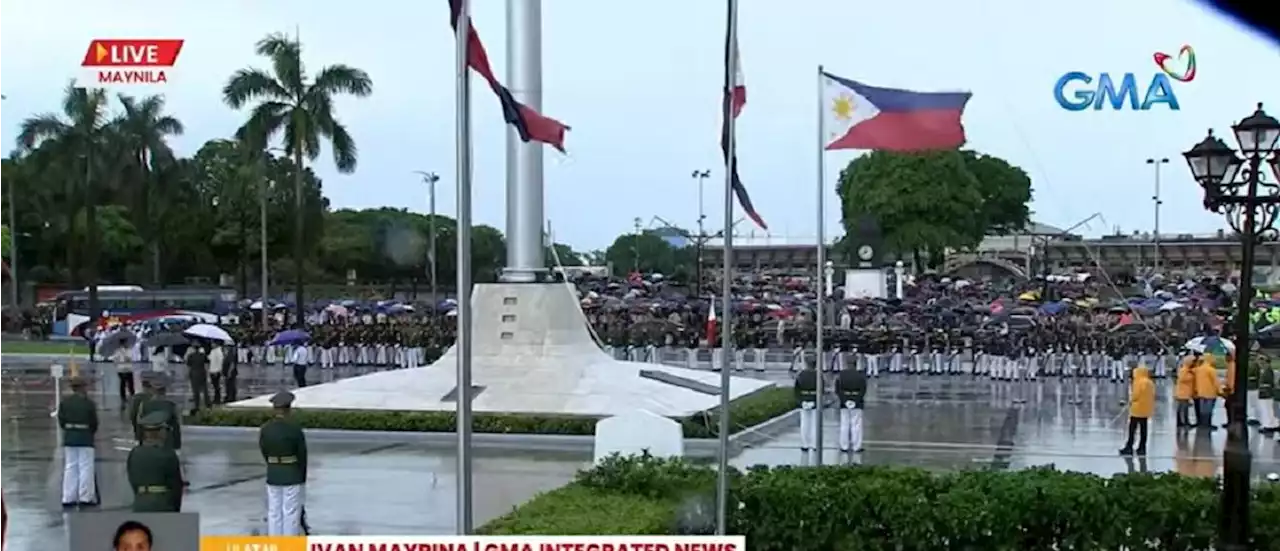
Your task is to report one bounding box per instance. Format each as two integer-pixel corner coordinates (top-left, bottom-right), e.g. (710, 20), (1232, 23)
(447, 0), (569, 151)
(720, 11), (766, 230)
(821, 72), (971, 152)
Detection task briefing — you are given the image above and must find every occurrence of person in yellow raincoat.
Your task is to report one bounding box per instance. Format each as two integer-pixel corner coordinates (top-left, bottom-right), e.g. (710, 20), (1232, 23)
(1220, 352), (1241, 424)
(1193, 355), (1222, 429)
(1175, 354), (1197, 428)
(1120, 366), (1155, 456)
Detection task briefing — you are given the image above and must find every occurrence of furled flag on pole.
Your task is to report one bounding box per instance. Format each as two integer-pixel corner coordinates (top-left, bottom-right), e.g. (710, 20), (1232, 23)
(720, 25), (766, 230)
(821, 72), (971, 152)
(705, 303), (718, 346)
(447, 0), (570, 151)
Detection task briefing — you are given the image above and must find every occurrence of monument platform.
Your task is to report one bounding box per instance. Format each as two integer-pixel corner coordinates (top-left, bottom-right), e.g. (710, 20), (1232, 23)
(230, 283), (775, 417)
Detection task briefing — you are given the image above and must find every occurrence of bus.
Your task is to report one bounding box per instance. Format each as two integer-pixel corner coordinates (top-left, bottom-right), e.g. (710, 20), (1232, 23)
(51, 287), (238, 337)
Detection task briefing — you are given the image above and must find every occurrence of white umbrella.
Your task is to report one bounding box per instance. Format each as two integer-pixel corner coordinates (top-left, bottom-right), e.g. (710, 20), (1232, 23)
(324, 304), (349, 316)
(1184, 336), (1206, 352)
(183, 323), (234, 344)
(1160, 301), (1186, 311)
(249, 300), (265, 310)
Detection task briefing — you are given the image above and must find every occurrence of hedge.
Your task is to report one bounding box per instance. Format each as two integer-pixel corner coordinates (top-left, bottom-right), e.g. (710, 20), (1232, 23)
(480, 453), (1280, 550)
(187, 385), (794, 438)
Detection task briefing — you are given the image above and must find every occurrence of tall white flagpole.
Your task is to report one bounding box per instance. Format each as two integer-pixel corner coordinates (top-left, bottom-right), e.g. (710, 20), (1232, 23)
(453, 0), (475, 534)
(814, 64), (826, 465)
(715, 0), (739, 536)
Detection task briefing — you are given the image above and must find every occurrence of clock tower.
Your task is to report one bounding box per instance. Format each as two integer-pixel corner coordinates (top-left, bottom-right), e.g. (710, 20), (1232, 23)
(845, 214), (883, 269)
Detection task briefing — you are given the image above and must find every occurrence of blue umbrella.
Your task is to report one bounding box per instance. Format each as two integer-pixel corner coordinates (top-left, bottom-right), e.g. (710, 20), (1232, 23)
(269, 329), (311, 346)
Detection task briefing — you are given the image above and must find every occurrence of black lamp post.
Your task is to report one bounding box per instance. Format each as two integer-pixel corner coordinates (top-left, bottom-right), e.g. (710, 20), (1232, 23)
(1182, 102), (1280, 550)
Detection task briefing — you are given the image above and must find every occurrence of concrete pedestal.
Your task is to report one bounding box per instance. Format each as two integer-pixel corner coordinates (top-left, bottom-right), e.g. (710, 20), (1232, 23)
(230, 284), (773, 417)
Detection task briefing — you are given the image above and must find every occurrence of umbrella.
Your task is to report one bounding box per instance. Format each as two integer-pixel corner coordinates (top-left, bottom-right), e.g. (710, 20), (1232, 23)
(1184, 335), (1236, 355)
(1160, 301), (1186, 311)
(183, 323), (234, 344)
(324, 304), (349, 316)
(143, 332), (189, 348)
(269, 329), (311, 346)
(95, 329), (137, 357)
(1202, 336), (1235, 356)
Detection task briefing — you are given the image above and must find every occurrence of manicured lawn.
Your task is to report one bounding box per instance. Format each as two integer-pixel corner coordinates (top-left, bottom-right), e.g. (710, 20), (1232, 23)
(1, 340), (88, 355)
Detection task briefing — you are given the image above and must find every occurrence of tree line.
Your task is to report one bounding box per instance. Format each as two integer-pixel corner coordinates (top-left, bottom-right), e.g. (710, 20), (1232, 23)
(0, 33), (592, 314)
(2, 32), (1034, 314)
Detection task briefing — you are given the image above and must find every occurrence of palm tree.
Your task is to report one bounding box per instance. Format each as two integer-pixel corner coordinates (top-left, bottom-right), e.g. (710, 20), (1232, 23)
(223, 32), (372, 323)
(17, 82), (112, 326)
(115, 94), (184, 285)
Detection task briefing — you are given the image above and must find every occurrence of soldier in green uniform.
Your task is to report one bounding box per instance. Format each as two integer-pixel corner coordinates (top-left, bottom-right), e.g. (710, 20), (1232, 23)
(836, 361), (868, 454)
(260, 391), (308, 536)
(126, 411), (183, 512)
(1259, 359), (1278, 433)
(57, 376), (99, 508)
(126, 373), (154, 443)
(794, 355), (819, 454)
(137, 373), (186, 485)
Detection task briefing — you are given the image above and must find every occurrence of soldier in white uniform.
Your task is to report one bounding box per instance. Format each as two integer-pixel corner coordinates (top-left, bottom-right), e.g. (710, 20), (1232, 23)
(835, 362), (867, 454)
(794, 356), (819, 456)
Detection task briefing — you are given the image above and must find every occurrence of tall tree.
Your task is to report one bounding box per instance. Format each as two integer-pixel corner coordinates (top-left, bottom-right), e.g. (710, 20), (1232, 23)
(960, 150), (1033, 235)
(223, 32), (372, 323)
(114, 93), (184, 284)
(836, 149), (1032, 269)
(17, 82), (113, 322)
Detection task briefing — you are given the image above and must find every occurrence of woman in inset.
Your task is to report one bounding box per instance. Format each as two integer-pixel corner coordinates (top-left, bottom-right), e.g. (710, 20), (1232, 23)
(113, 520), (153, 551)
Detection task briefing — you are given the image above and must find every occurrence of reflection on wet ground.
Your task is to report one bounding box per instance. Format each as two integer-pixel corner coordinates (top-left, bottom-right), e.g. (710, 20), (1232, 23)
(4, 356), (1279, 543)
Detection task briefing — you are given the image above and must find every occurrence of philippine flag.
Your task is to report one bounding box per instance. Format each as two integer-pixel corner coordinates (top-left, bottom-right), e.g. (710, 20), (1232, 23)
(821, 72), (971, 152)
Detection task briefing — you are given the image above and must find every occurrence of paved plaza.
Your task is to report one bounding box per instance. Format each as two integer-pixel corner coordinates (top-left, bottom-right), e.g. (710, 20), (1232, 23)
(4, 354), (1280, 543)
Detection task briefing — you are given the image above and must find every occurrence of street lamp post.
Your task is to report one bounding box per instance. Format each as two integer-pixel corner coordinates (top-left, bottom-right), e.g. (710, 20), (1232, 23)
(1146, 157), (1169, 272)
(7, 166), (18, 308)
(258, 146), (286, 330)
(632, 217), (642, 271)
(1182, 103), (1280, 551)
(414, 171), (441, 301)
(692, 170), (711, 293)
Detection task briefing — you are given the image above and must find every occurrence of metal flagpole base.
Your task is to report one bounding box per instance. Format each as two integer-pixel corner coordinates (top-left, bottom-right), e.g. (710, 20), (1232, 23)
(499, 268), (547, 283)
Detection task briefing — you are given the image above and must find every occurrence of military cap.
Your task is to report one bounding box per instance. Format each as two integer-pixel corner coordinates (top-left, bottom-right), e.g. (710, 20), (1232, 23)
(138, 411), (170, 429)
(139, 371), (154, 385)
(269, 391), (296, 408)
(67, 375), (88, 388)
(150, 373), (170, 389)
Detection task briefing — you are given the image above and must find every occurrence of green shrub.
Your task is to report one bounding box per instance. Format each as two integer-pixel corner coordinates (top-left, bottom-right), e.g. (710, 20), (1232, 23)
(187, 386), (793, 438)
(479, 455), (1280, 550)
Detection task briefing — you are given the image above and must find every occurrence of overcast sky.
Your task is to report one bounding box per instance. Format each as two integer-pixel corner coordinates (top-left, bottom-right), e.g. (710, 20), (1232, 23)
(2, 0), (1277, 251)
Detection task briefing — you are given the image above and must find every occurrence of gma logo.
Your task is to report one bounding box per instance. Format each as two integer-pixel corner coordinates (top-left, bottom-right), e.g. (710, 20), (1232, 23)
(1054, 72), (1180, 111)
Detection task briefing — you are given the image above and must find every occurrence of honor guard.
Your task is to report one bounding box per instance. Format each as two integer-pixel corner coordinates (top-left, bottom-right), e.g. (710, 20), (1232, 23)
(127, 411), (183, 512)
(126, 372), (155, 443)
(57, 376), (99, 508)
(793, 356), (819, 453)
(261, 391), (308, 536)
(835, 362), (867, 454)
(137, 373), (186, 485)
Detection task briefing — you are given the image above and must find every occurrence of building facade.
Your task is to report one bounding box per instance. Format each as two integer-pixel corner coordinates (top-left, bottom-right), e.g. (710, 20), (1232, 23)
(700, 226), (1280, 284)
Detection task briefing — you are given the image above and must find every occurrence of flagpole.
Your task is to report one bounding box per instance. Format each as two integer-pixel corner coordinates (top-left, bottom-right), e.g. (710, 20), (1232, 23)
(453, 0), (475, 534)
(814, 64), (830, 465)
(716, 0), (739, 536)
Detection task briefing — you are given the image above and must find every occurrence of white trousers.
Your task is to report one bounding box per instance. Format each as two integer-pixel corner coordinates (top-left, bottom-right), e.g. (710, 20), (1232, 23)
(61, 446), (96, 504)
(1248, 390), (1260, 421)
(798, 401), (817, 450)
(266, 483), (306, 536)
(838, 406), (864, 452)
(1259, 398), (1277, 429)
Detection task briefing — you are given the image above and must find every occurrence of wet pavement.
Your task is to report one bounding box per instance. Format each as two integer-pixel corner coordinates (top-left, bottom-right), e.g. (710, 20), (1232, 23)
(5, 355), (1280, 543)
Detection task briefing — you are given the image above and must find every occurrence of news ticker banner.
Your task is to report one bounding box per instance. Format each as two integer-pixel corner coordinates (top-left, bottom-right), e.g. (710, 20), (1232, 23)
(200, 535), (746, 550)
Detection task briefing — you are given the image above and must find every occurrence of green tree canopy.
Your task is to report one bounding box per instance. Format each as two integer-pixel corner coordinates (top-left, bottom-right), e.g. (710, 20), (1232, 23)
(837, 149), (1032, 267)
(604, 231), (694, 276)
